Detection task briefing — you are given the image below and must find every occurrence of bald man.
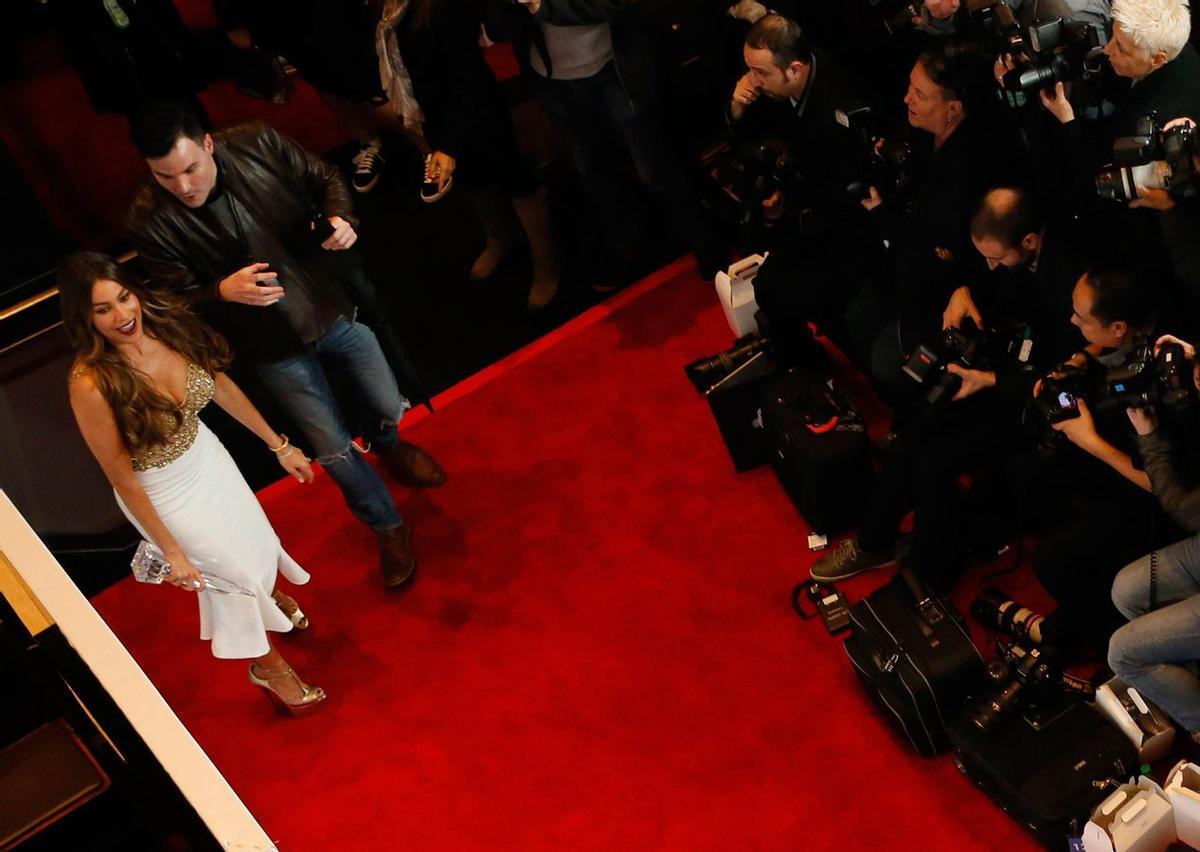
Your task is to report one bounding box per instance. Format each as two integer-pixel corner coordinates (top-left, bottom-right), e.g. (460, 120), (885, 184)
(810, 186), (1075, 591)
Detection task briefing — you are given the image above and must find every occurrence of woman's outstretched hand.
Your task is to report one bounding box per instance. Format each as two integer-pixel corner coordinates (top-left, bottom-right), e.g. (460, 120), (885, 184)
(278, 448), (315, 483)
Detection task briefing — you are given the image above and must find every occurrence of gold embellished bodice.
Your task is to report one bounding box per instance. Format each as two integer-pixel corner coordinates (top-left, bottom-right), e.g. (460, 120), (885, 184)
(130, 363), (215, 471)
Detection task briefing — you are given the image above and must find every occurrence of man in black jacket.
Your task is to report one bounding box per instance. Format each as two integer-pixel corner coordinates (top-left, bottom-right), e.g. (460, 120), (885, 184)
(125, 101), (445, 589)
(1021, 261), (1182, 655)
(725, 14), (889, 367)
(811, 187), (1074, 588)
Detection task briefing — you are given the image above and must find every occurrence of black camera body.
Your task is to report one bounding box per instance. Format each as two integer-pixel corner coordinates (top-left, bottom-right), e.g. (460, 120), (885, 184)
(707, 142), (806, 245)
(868, 0), (922, 36)
(1096, 115), (1200, 202)
(1000, 17), (1107, 100)
(1033, 338), (1194, 425)
(970, 1), (1024, 55)
(1032, 363), (1087, 424)
(836, 105), (915, 207)
(968, 643), (1095, 733)
(903, 320), (1030, 406)
(1103, 337), (1194, 411)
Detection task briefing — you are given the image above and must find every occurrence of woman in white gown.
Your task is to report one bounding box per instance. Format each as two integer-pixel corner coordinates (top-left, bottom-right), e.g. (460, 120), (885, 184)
(61, 251), (327, 715)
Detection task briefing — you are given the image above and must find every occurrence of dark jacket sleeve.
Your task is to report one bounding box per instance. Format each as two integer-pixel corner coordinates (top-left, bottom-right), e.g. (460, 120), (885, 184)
(1137, 430), (1200, 533)
(253, 122), (359, 227)
(125, 194), (223, 308)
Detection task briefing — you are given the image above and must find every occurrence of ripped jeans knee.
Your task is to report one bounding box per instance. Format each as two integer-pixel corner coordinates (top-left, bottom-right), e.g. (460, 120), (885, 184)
(316, 440), (369, 468)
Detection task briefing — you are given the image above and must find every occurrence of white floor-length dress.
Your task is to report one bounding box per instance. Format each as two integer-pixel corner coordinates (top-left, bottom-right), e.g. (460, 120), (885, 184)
(113, 363), (310, 659)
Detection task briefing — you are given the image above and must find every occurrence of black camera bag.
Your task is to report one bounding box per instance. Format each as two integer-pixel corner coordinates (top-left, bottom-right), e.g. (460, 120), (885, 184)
(947, 701), (1137, 846)
(844, 570), (986, 756)
(760, 370), (873, 535)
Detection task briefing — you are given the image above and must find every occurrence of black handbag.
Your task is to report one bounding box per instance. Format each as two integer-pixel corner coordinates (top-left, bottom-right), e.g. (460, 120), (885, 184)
(844, 569), (986, 756)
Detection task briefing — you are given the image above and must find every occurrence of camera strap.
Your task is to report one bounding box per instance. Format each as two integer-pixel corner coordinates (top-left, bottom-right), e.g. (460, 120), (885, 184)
(1148, 507), (1159, 612)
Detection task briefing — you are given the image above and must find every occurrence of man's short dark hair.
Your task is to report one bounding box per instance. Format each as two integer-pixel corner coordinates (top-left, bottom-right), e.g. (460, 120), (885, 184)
(1085, 261), (1156, 329)
(745, 14), (812, 69)
(131, 99), (206, 159)
(970, 187), (1044, 248)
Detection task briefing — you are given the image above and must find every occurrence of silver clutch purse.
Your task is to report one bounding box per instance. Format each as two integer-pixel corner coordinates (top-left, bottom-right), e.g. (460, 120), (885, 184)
(131, 541), (252, 595)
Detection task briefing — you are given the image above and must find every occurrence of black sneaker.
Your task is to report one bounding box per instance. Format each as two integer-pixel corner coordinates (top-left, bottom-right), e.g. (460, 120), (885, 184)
(420, 154), (453, 203)
(810, 538), (895, 583)
(351, 143), (384, 193)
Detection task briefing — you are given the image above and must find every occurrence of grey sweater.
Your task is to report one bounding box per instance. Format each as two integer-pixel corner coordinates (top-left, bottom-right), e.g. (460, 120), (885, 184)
(1138, 430), (1200, 533)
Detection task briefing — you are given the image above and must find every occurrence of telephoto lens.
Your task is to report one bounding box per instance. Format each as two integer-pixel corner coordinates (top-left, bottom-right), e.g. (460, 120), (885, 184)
(684, 336), (772, 393)
(970, 587), (1046, 644)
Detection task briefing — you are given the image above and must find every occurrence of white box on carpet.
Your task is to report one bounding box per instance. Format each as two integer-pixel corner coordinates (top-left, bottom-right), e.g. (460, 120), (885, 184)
(714, 254), (766, 338)
(1165, 760), (1200, 848)
(1083, 776), (1175, 852)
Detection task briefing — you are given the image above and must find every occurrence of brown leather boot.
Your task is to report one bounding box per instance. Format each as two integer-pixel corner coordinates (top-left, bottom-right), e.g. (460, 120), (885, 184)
(377, 523), (416, 588)
(379, 439), (447, 488)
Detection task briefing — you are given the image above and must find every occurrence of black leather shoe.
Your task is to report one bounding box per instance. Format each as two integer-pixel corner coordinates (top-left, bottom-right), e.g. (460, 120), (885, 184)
(377, 523), (416, 588)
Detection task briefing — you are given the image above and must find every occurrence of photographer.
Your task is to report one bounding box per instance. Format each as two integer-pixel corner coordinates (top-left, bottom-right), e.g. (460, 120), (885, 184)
(810, 186), (1065, 587)
(1040, 0), (1199, 140)
(862, 46), (1028, 405)
(1039, 0), (1200, 315)
(1109, 334), (1200, 740)
(725, 14), (890, 367)
(1021, 262), (1181, 655)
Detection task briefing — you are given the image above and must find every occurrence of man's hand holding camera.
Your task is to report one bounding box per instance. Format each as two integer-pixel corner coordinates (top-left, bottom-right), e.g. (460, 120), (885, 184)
(1125, 333), (1200, 433)
(1052, 395), (1100, 447)
(730, 73), (761, 122)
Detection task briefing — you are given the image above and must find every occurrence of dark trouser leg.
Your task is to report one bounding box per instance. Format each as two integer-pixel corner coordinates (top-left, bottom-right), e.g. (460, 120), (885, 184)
(594, 67), (720, 269)
(537, 74), (643, 279)
(1033, 487), (1157, 651)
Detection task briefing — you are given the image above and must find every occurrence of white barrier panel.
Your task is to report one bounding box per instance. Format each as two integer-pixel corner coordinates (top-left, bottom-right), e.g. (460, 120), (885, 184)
(0, 490), (277, 851)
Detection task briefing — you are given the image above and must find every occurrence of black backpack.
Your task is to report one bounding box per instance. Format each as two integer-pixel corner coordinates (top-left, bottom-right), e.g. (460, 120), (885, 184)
(760, 370), (873, 536)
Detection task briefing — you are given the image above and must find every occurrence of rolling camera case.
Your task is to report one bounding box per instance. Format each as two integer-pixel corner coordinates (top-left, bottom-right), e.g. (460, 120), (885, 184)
(947, 701), (1138, 847)
(844, 570), (986, 757)
(760, 370), (873, 535)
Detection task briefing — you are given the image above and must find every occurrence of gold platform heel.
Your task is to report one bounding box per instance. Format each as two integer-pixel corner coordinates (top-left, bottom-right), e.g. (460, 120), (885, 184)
(271, 589), (310, 631)
(248, 663), (326, 717)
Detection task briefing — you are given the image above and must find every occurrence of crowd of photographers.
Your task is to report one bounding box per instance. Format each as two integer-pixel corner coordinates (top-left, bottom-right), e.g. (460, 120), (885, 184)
(708, 0), (1200, 741)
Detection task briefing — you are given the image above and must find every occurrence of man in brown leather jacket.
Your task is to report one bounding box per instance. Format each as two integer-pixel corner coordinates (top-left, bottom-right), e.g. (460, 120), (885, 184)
(125, 100), (443, 589)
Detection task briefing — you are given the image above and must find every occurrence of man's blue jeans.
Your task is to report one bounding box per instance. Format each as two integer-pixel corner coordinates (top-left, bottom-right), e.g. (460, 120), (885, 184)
(253, 315), (408, 531)
(1110, 532), (1200, 732)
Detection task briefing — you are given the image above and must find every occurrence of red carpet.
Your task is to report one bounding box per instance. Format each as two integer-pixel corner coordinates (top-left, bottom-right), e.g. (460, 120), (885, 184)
(92, 261), (1039, 851)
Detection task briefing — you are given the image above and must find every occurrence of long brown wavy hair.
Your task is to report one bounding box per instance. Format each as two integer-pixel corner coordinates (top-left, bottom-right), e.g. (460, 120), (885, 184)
(58, 251), (232, 452)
